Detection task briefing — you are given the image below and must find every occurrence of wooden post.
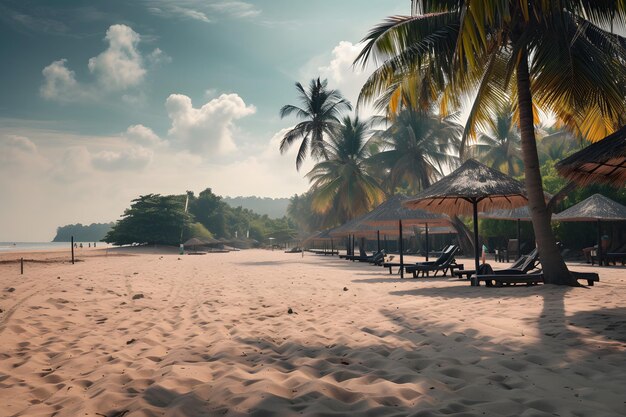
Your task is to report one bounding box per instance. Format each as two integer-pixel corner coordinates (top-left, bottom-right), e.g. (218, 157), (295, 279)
(472, 200), (480, 274)
(71, 236), (75, 265)
(425, 223), (429, 261)
(20, 257), (24, 275)
(399, 220), (404, 279)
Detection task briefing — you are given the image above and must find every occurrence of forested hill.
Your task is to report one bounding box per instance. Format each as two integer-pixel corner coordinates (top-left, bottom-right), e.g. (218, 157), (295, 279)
(52, 223), (114, 242)
(222, 196), (289, 218)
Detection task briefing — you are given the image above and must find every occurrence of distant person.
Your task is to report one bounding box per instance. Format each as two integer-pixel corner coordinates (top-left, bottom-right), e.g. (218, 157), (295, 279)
(583, 235), (611, 263)
(94, 242), (96, 248)
(79, 243), (83, 249)
(88, 243), (91, 248)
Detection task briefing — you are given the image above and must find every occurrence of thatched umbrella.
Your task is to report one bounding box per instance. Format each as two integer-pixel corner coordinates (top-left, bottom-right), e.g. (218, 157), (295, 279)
(553, 194), (626, 265)
(404, 159), (528, 274)
(556, 125), (626, 187)
(360, 194), (451, 277)
(183, 237), (206, 252)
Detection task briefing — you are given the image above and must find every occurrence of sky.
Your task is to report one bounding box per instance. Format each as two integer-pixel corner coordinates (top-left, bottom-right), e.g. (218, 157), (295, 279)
(0, 0), (409, 241)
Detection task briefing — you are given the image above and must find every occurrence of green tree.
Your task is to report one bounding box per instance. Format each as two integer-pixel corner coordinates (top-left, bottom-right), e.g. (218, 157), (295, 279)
(356, 2), (626, 285)
(188, 188), (227, 238)
(279, 77), (352, 170)
(469, 103), (523, 175)
(306, 116), (385, 226)
(104, 194), (192, 245)
(287, 192), (327, 233)
(371, 109), (461, 194)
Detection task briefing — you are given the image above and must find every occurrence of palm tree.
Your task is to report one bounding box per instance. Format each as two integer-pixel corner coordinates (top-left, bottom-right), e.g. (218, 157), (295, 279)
(469, 104), (522, 175)
(355, 2), (626, 285)
(279, 78), (352, 170)
(306, 116), (385, 226)
(371, 109), (461, 194)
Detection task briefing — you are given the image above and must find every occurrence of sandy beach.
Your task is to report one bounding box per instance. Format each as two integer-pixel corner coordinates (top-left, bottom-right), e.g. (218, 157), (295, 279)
(1, 248), (625, 417)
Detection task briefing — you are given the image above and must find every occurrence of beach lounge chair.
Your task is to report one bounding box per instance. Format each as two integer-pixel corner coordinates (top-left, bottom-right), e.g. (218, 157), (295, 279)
(601, 243), (626, 266)
(455, 248), (539, 280)
(404, 245), (463, 278)
(382, 245), (454, 274)
(471, 269), (599, 287)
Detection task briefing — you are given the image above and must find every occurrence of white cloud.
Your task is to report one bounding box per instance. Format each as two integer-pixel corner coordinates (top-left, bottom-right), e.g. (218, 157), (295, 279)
(165, 93), (256, 155)
(91, 146), (153, 171)
(300, 41), (377, 116)
(41, 24), (168, 102)
(147, 47), (172, 66)
(209, 1), (261, 18)
(123, 124), (163, 146)
(145, 1), (260, 22)
(40, 59), (87, 102)
(87, 24), (146, 90)
(3, 134), (37, 153)
(317, 41), (372, 112)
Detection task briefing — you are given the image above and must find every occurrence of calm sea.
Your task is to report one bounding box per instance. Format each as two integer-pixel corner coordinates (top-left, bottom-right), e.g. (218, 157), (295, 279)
(0, 242), (112, 252)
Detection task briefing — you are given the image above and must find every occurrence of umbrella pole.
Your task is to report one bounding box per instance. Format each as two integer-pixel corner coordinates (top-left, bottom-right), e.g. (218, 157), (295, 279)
(473, 200), (480, 274)
(377, 230), (380, 253)
(384, 235), (387, 251)
(399, 220), (404, 279)
(597, 220), (602, 266)
(517, 218), (521, 259)
(331, 239), (334, 256)
(425, 223), (429, 262)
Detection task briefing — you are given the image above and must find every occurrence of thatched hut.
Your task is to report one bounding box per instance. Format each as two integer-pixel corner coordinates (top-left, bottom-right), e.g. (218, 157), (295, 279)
(556, 125), (626, 187)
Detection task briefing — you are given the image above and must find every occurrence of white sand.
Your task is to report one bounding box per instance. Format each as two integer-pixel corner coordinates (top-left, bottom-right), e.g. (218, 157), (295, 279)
(0, 248), (625, 417)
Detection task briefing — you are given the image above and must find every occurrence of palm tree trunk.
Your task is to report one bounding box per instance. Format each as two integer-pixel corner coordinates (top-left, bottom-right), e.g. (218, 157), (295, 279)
(516, 49), (575, 286)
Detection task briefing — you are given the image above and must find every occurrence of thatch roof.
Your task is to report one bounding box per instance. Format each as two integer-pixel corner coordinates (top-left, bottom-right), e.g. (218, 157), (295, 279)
(480, 206), (533, 221)
(361, 194), (450, 227)
(555, 125), (626, 187)
(184, 238), (207, 246)
(552, 194), (626, 222)
(328, 214), (369, 237)
(403, 159), (528, 216)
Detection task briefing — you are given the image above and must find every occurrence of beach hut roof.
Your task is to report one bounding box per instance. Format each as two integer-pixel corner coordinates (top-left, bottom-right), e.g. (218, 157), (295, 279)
(403, 159), (528, 216)
(552, 194), (626, 222)
(184, 237), (207, 246)
(480, 206), (533, 221)
(556, 125), (626, 187)
(362, 194), (450, 227)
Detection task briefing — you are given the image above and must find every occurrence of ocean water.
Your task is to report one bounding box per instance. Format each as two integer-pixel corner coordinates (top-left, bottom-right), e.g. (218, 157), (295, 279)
(0, 242), (112, 252)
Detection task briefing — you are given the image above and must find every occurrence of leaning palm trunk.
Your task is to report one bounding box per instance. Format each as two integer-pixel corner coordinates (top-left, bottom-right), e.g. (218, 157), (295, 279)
(516, 50), (574, 286)
(450, 215), (474, 258)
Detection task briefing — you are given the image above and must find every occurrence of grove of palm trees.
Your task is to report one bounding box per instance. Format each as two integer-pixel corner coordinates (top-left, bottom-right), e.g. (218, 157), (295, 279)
(281, 1), (626, 286)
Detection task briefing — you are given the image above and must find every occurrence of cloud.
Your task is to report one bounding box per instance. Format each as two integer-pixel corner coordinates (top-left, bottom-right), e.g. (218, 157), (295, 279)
(209, 1), (261, 18)
(165, 93), (256, 155)
(91, 146), (153, 171)
(147, 48), (172, 66)
(300, 41), (376, 116)
(40, 59), (87, 102)
(41, 24), (168, 102)
(3, 134), (37, 153)
(145, 1), (260, 22)
(123, 124), (163, 146)
(87, 24), (146, 90)
(317, 41), (372, 110)
(0, 134), (48, 172)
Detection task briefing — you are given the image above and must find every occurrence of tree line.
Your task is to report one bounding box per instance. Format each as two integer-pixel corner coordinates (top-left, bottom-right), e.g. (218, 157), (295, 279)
(104, 189), (297, 246)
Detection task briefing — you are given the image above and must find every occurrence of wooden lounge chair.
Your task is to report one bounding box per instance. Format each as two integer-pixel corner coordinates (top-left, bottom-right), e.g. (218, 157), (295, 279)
(602, 243), (626, 266)
(404, 246), (463, 278)
(383, 245), (455, 274)
(455, 248), (539, 280)
(471, 270), (599, 287)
